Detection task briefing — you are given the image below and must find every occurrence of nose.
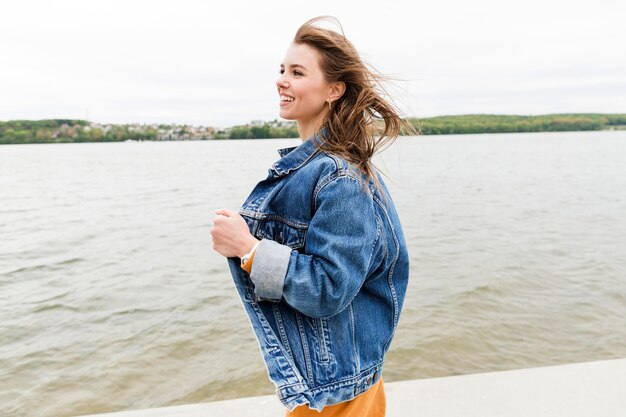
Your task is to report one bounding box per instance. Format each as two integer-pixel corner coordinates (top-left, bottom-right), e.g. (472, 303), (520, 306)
(276, 74), (289, 90)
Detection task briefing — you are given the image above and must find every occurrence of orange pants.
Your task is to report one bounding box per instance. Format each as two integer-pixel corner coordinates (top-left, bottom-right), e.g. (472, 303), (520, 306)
(285, 377), (385, 417)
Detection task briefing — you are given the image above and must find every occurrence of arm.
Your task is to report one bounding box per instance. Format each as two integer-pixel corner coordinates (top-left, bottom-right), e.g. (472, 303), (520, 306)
(249, 175), (381, 318)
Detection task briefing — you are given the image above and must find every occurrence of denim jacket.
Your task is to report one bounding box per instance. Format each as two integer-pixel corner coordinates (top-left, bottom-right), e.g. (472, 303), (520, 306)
(226, 128), (409, 411)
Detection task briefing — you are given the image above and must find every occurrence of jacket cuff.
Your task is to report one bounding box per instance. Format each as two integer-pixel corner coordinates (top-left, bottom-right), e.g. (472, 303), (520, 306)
(249, 238), (292, 302)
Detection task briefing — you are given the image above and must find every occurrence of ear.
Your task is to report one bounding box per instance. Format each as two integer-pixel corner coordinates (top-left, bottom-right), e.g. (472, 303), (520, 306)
(328, 81), (346, 102)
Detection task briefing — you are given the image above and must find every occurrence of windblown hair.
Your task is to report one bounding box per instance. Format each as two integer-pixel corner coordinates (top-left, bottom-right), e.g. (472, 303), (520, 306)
(293, 16), (419, 197)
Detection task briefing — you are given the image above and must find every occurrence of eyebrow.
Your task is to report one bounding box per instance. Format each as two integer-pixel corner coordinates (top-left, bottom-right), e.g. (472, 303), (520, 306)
(280, 64), (307, 70)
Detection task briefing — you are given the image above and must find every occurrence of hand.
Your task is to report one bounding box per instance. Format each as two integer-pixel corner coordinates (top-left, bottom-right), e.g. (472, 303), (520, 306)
(210, 208), (259, 258)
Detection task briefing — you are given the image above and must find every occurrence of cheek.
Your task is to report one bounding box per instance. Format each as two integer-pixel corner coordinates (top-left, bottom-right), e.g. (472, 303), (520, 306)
(299, 89), (326, 107)
(297, 81), (324, 100)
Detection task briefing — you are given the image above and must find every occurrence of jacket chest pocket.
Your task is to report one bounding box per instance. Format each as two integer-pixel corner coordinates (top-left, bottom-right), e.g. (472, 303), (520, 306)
(255, 217), (307, 250)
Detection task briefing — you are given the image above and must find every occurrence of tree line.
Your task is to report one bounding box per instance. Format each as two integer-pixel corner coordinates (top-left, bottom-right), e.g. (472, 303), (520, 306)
(0, 120), (161, 144)
(408, 113), (626, 135)
(2, 114), (625, 144)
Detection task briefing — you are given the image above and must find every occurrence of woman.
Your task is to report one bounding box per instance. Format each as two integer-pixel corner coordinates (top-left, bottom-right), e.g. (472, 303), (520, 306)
(210, 16), (414, 416)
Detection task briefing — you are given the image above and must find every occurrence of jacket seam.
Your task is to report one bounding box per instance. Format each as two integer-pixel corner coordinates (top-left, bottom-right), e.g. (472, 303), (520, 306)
(299, 361), (383, 395)
(272, 148), (323, 176)
(295, 311), (315, 384)
(348, 303), (360, 373)
(312, 173), (341, 211)
(272, 304), (296, 364)
(312, 172), (371, 212)
(373, 193), (401, 350)
(240, 210), (309, 229)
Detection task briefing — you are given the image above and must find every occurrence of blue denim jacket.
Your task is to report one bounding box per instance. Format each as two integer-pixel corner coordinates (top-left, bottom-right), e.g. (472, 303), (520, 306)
(227, 128), (409, 411)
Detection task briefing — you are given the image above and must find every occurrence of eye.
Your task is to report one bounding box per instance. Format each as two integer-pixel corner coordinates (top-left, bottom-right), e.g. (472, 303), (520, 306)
(278, 69), (303, 76)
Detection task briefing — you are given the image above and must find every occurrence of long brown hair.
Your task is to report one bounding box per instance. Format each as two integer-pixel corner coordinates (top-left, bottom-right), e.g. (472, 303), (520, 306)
(293, 16), (419, 197)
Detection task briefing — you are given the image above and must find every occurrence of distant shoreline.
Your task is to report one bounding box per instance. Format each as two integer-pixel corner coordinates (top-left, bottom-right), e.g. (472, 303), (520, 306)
(1, 113), (625, 145)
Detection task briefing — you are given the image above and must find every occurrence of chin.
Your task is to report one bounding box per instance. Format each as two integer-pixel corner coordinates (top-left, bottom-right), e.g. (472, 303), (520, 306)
(279, 111), (297, 121)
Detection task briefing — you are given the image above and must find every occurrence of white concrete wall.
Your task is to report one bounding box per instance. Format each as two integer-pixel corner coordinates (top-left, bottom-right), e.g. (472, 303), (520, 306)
(77, 357), (626, 417)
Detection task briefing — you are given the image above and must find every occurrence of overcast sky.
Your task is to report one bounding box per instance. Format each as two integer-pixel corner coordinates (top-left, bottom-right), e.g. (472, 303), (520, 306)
(2, 0), (625, 127)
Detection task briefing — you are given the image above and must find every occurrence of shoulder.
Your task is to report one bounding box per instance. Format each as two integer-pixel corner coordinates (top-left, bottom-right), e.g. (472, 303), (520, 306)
(304, 150), (371, 190)
(299, 152), (378, 212)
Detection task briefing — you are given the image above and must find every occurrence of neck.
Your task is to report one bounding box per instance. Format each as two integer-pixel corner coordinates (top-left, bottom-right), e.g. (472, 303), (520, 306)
(297, 111), (329, 142)
(297, 125), (313, 142)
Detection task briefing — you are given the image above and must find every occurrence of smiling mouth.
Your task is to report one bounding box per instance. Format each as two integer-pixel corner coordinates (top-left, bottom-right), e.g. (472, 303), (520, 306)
(280, 96), (295, 106)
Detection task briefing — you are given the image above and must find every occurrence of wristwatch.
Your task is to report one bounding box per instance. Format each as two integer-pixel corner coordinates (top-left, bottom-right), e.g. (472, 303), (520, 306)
(241, 240), (261, 268)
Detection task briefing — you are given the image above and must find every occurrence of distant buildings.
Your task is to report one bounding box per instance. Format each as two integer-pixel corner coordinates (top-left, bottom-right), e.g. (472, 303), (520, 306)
(0, 118), (298, 144)
(84, 122), (217, 141)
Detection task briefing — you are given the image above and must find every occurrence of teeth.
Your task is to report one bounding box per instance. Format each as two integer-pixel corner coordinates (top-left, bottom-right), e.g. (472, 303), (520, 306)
(281, 96), (294, 102)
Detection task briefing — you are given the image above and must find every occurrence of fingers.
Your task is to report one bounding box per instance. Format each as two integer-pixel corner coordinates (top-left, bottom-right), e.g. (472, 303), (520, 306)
(214, 208), (236, 217)
(212, 209), (234, 227)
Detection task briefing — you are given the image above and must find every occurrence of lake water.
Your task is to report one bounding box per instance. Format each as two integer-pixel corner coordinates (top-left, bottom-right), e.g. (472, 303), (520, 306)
(1, 131), (625, 416)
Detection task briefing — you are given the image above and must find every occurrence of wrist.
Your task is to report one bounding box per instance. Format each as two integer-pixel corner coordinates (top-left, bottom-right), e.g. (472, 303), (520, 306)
(240, 237), (260, 259)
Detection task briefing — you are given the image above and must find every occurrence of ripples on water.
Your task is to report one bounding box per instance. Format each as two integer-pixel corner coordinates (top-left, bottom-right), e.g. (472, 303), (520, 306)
(1, 131), (625, 416)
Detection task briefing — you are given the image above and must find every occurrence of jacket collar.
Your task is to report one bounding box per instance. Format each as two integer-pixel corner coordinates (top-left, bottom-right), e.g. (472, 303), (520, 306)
(271, 127), (326, 177)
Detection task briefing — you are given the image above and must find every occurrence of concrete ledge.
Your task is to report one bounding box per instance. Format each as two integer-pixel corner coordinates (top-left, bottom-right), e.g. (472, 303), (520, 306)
(77, 357), (626, 417)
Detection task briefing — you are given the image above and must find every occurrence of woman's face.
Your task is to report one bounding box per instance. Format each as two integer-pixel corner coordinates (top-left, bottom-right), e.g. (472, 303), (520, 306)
(276, 42), (330, 126)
